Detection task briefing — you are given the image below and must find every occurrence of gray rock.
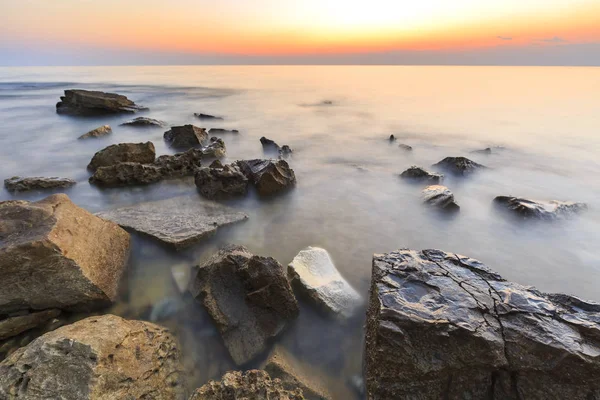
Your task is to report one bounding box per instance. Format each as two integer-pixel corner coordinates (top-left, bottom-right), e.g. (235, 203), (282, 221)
(120, 117), (166, 127)
(189, 245), (299, 365)
(288, 247), (362, 318)
(0, 194), (130, 314)
(194, 113), (223, 120)
(4, 176), (76, 192)
(0, 309), (61, 341)
(164, 125), (208, 149)
(0, 315), (186, 400)
(366, 248), (600, 399)
(209, 128), (239, 134)
(260, 136), (280, 150)
(87, 141), (156, 171)
(56, 89), (148, 115)
(202, 137), (226, 158)
(78, 125), (112, 139)
(421, 185), (460, 211)
(398, 144), (413, 151)
(494, 196), (588, 220)
(96, 196), (248, 250)
(194, 163), (248, 199)
(280, 145), (293, 156)
(236, 159), (296, 196)
(472, 147), (493, 154)
(400, 166), (443, 183)
(433, 156), (486, 176)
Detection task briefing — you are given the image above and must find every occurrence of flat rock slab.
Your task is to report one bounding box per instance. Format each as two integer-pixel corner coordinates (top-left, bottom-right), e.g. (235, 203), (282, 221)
(494, 196), (587, 220)
(4, 176), (76, 192)
(56, 89), (147, 115)
(288, 247), (362, 318)
(120, 117), (167, 127)
(96, 196), (248, 250)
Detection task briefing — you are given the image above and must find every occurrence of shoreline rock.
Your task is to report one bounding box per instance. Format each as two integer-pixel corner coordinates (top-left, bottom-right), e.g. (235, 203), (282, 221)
(433, 156), (486, 176)
(87, 142), (156, 171)
(56, 89), (147, 115)
(400, 166), (443, 183)
(194, 113), (223, 120)
(120, 117), (166, 127)
(421, 185), (460, 211)
(164, 125), (208, 149)
(398, 144), (413, 151)
(194, 162), (248, 199)
(0, 309), (61, 341)
(209, 128), (239, 134)
(236, 159), (296, 196)
(4, 176), (76, 192)
(78, 125), (112, 139)
(494, 196), (587, 220)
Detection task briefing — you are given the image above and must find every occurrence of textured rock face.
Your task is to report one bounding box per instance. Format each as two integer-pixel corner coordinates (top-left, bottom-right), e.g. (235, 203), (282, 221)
(189, 245), (299, 365)
(120, 117), (166, 127)
(164, 125), (208, 149)
(400, 166), (443, 183)
(236, 159), (296, 196)
(0, 194), (130, 314)
(4, 176), (76, 192)
(494, 196), (588, 220)
(0, 315), (186, 400)
(56, 90), (147, 115)
(0, 309), (60, 341)
(366, 249), (600, 400)
(433, 156), (486, 176)
(288, 247), (362, 318)
(87, 142), (156, 171)
(78, 125), (112, 139)
(194, 163), (249, 199)
(202, 137), (227, 158)
(421, 185), (460, 211)
(96, 196), (247, 250)
(190, 370), (304, 400)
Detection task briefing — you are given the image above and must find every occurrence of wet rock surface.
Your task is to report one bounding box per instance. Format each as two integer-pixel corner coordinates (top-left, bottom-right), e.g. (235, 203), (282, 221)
(0, 309), (61, 341)
(494, 196), (588, 220)
(194, 113), (223, 120)
(189, 370), (304, 400)
(195, 162), (249, 199)
(0, 194), (130, 314)
(56, 89), (147, 115)
(366, 248), (600, 399)
(202, 137), (227, 158)
(96, 196), (248, 250)
(78, 125), (112, 139)
(209, 128), (239, 134)
(120, 117), (166, 127)
(0, 315), (186, 400)
(87, 141), (156, 171)
(236, 159), (296, 196)
(4, 176), (76, 192)
(260, 137), (293, 156)
(164, 125), (209, 149)
(288, 247), (362, 318)
(421, 185), (460, 211)
(189, 245), (299, 365)
(400, 166), (443, 183)
(433, 156), (486, 176)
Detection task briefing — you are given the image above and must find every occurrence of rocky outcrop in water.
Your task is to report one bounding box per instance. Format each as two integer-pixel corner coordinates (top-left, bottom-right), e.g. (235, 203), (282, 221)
(236, 159), (296, 196)
(4, 176), (76, 192)
(56, 89), (147, 115)
(164, 125), (209, 149)
(421, 185), (460, 211)
(389, 135), (396, 142)
(288, 247), (362, 318)
(400, 166), (443, 183)
(0, 315), (186, 400)
(366, 248), (600, 399)
(398, 144), (413, 151)
(78, 125), (112, 139)
(87, 142), (156, 171)
(190, 370), (304, 400)
(433, 156), (486, 176)
(494, 196), (588, 220)
(0, 194), (130, 314)
(189, 245), (299, 365)
(472, 147), (493, 154)
(202, 137), (226, 158)
(209, 128), (239, 134)
(194, 113), (223, 120)
(260, 137), (293, 156)
(194, 162), (249, 199)
(120, 117), (166, 127)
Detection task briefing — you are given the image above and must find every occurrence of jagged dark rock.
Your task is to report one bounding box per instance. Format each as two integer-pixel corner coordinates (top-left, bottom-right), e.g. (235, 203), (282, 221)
(389, 135), (396, 142)
(202, 137), (226, 158)
(260, 136), (280, 150)
(494, 196), (588, 220)
(209, 128), (239, 134)
(366, 248), (600, 399)
(87, 142), (156, 171)
(472, 147), (493, 154)
(433, 156), (486, 176)
(421, 185), (460, 211)
(398, 144), (413, 151)
(194, 163), (248, 199)
(400, 166), (443, 183)
(236, 159), (296, 196)
(194, 113), (223, 120)
(4, 176), (76, 192)
(120, 117), (167, 127)
(78, 125), (112, 139)
(56, 89), (147, 115)
(164, 125), (208, 149)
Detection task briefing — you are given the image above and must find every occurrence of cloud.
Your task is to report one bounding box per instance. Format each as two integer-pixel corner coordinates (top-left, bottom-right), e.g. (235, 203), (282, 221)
(497, 36), (513, 41)
(539, 36), (566, 43)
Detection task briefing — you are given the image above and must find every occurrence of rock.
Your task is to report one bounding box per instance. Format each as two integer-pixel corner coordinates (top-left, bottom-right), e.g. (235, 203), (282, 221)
(4, 176), (76, 192)
(494, 196), (588, 220)
(56, 89), (147, 115)
(171, 263), (191, 294)
(398, 144), (413, 151)
(164, 125), (209, 149)
(260, 136), (281, 150)
(0, 310), (61, 341)
(0, 194), (130, 314)
(433, 156), (486, 176)
(0, 315), (185, 399)
(322, 100), (333, 105)
(189, 245), (299, 365)
(389, 135), (396, 142)
(189, 370), (304, 400)
(87, 141), (156, 171)
(288, 247), (362, 318)
(202, 137), (226, 158)
(96, 196), (248, 250)
(366, 248), (600, 399)
(194, 163), (248, 199)
(210, 160), (224, 168)
(472, 147), (493, 154)
(194, 113), (223, 120)
(421, 185), (460, 211)
(263, 346), (332, 400)
(400, 166), (443, 183)
(153, 148), (204, 176)
(78, 125), (112, 139)
(236, 159), (296, 196)
(120, 117), (166, 127)
(209, 128), (239, 134)
(280, 145), (293, 156)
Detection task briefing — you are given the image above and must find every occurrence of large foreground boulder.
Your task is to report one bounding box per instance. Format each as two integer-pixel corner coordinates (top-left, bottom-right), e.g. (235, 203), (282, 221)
(0, 315), (186, 400)
(56, 89), (147, 115)
(78, 125), (112, 139)
(494, 196), (587, 220)
(194, 162), (249, 199)
(366, 248), (600, 399)
(164, 125), (208, 149)
(421, 185), (460, 211)
(189, 245), (299, 365)
(236, 159), (296, 196)
(0, 194), (130, 314)
(433, 156), (486, 176)
(87, 142), (156, 171)
(4, 176), (76, 192)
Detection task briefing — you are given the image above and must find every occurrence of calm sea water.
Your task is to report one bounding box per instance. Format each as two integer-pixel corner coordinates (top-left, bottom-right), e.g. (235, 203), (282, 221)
(1, 66), (599, 396)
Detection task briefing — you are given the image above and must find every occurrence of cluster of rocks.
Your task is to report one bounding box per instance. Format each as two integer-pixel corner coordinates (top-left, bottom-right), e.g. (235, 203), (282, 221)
(261, 136), (293, 157)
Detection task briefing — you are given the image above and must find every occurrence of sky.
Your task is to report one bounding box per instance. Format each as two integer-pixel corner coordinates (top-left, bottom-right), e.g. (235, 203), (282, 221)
(1, 0), (600, 66)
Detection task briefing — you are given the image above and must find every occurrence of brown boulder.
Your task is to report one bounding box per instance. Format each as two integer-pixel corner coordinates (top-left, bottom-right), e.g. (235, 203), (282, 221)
(78, 125), (112, 139)
(194, 162), (248, 199)
(87, 142), (156, 171)
(0, 309), (61, 341)
(56, 89), (147, 115)
(236, 159), (296, 196)
(164, 125), (208, 149)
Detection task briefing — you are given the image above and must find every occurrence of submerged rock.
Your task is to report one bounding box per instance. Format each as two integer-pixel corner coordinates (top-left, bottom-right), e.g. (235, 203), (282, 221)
(288, 247), (362, 318)
(120, 116), (166, 127)
(494, 196), (587, 220)
(398, 144), (413, 151)
(194, 113), (223, 120)
(164, 125), (208, 149)
(0, 194), (130, 314)
(0, 309), (60, 341)
(190, 370), (304, 400)
(389, 135), (396, 142)
(280, 145), (293, 156)
(78, 124), (112, 139)
(209, 128), (239, 134)
(189, 245), (299, 365)
(96, 196), (248, 250)
(400, 166), (443, 183)
(0, 315), (185, 400)
(194, 163), (249, 199)
(56, 89), (147, 115)
(421, 185), (460, 211)
(433, 156), (486, 176)
(87, 141), (156, 171)
(236, 159), (296, 196)
(4, 176), (76, 192)
(260, 136), (281, 150)
(366, 248), (600, 399)
(472, 147), (493, 154)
